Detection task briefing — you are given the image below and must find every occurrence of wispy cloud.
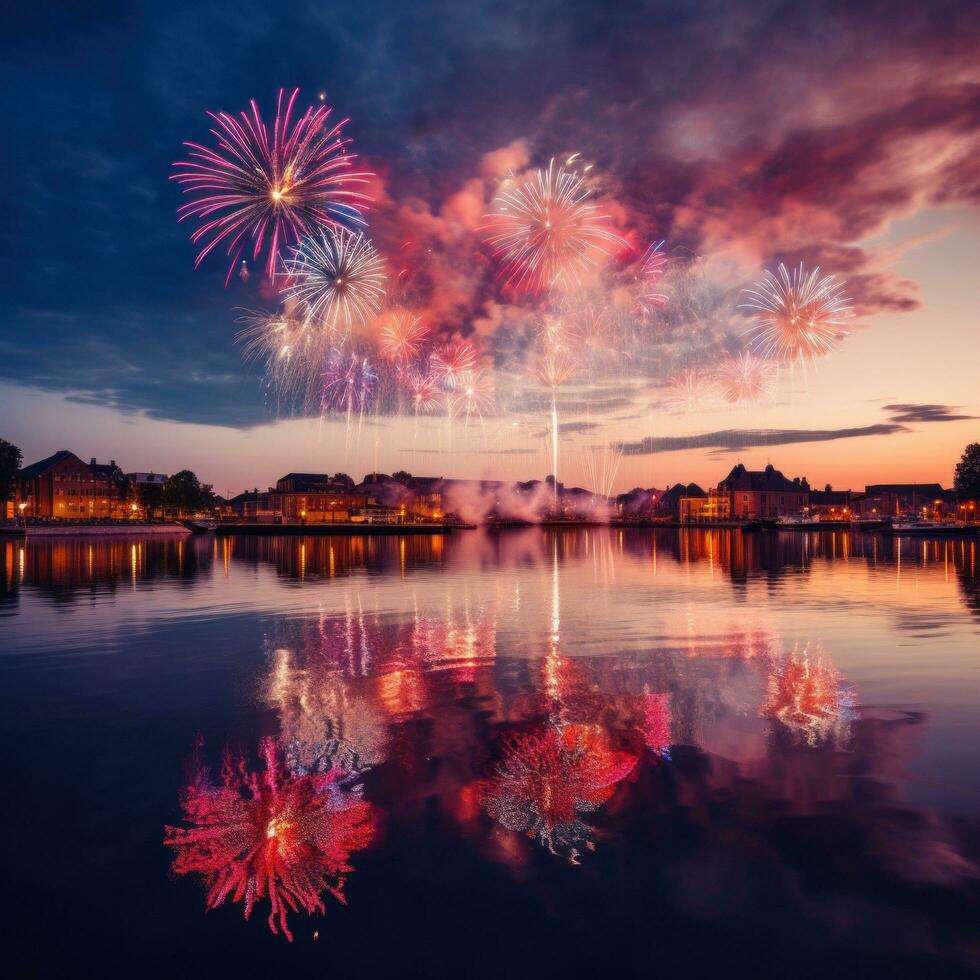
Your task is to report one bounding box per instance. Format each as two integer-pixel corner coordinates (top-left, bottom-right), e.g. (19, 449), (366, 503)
(884, 403), (977, 424)
(617, 424), (907, 456)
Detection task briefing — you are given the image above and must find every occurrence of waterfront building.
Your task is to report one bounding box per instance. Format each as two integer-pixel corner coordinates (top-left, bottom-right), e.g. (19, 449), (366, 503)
(856, 483), (953, 518)
(808, 486), (855, 520)
(714, 464), (809, 520)
(17, 450), (129, 519)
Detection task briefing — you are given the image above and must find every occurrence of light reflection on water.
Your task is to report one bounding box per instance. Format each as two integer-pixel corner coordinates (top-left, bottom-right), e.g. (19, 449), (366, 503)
(2, 528), (979, 976)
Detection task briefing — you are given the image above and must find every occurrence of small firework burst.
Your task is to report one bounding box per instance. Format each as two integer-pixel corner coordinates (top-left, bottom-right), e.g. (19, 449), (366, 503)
(430, 337), (478, 389)
(403, 365), (442, 414)
(483, 156), (627, 291)
(282, 227), (386, 335)
(448, 369), (496, 421)
(533, 315), (580, 389)
(321, 349), (378, 414)
(163, 738), (375, 941)
(740, 262), (852, 364)
(713, 351), (776, 405)
(379, 309), (429, 362)
(172, 88), (371, 284)
(663, 367), (713, 414)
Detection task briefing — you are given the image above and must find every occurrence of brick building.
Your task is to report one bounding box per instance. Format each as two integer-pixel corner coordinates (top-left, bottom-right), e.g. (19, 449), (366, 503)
(17, 451), (129, 519)
(715, 464), (809, 520)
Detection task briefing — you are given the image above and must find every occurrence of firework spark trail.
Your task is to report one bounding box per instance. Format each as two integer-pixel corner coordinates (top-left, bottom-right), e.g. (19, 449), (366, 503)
(282, 227), (386, 336)
(585, 441), (624, 501)
(634, 240), (668, 314)
(713, 351), (776, 405)
(740, 262), (852, 366)
(321, 349), (378, 454)
(173, 88), (372, 284)
(483, 156), (628, 292)
(533, 318), (581, 511)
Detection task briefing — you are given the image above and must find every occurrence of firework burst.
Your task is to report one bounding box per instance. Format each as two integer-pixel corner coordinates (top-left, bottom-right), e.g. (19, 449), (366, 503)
(740, 262), (852, 364)
(172, 88), (371, 284)
(321, 349), (378, 414)
(483, 156), (627, 291)
(163, 738), (375, 941)
(236, 307), (328, 408)
(430, 338), (478, 389)
(761, 645), (857, 747)
(282, 227), (386, 335)
(713, 351), (776, 405)
(403, 365), (441, 415)
(481, 724), (636, 862)
(663, 367), (713, 414)
(448, 369), (496, 422)
(379, 309), (430, 363)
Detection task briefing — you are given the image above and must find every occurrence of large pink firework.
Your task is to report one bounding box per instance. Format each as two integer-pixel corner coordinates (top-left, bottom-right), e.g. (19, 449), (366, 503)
(483, 157), (627, 292)
(173, 88), (372, 284)
(163, 738), (375, 941)
(430, 337), (478, 389)
(740, 262), (852, 364)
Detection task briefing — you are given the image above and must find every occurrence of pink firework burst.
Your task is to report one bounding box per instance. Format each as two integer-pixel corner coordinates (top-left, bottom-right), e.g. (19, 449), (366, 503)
(483, 157), (627, 292)
(740, 262), (852, 364)
(713, 351), (776, 405)
(163, 738), (376, 941)
(448, 369), (496, 421)
(403, 365), (442, 414)
(172, 88), (372, 284)
(663, 367), (712, 414)
(379, 310), (430, 363)
(481, 724), (637, 860)
(431, 338), (478, 389)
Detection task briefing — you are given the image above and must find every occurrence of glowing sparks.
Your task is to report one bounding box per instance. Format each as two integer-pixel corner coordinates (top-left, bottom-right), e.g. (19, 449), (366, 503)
(236, 308), (327, 408)
(430, 337), (478, 389)
(634, 240), (668, 314)
(483, 158), (627, 291)
(761, 646), (857, 746)
(379, 310), (430, 363)
(481, 724), (637, 862)
(713, 351), (776, 405)
(404, 365), (441, 414)
(172, 88), (371, 284)
(163, 738), (375, 941)
(664, 367), (713, 414)
(448, 369), (496, 421)
(282, 227), (386, 335)
(321, 349), (378, 414)
(740, 262), (852, 364)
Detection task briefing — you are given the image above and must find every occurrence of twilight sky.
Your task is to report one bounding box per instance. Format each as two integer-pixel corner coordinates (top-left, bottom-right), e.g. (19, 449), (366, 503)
(1, 0), (978, 495)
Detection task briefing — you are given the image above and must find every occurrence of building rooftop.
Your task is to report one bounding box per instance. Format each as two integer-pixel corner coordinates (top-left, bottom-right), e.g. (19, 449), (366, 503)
(18, 450), (77, 480)
(719, 464), (804, 493)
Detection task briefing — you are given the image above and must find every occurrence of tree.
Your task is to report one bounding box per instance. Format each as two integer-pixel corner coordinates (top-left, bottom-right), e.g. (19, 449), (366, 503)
(391, 470), (413, 486)
(331, 472), (355, 489)
(163, 470), (212, 517)
(0, 438), (22, 503)
(954, 443), (980, 499)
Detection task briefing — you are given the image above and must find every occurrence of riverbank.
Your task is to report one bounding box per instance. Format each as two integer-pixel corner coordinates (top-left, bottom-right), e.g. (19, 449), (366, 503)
(214, 522), (455, 536)
(0, 522), (192, 538)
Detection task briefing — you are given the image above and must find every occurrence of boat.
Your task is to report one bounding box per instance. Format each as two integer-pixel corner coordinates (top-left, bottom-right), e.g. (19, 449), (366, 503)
(886, 521), (974, 536)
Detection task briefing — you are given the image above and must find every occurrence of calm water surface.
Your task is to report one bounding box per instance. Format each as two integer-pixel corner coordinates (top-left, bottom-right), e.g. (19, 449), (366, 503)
(3, 528), (979, 978)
